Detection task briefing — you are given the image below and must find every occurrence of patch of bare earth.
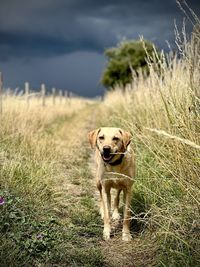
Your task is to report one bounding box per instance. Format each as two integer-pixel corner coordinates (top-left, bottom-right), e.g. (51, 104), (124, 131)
(100, 233), (157, 267)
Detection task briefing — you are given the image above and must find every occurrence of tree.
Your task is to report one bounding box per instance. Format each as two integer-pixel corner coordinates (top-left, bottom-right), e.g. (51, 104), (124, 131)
(101, 39), (157, 89)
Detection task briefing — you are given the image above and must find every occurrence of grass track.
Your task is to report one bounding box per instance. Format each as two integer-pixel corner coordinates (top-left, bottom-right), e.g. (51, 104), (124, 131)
(53, 103), (157, 267)
(50, 103), (106, 266)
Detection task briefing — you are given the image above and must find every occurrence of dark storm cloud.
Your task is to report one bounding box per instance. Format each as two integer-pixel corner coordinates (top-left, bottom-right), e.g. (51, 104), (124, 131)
(1, 0), (199, 60)
(0, 29), (107, 61)
(0, 0), (200, 96)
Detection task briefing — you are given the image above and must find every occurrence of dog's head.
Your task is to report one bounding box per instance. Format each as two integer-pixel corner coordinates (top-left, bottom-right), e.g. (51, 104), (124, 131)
(88, 127), (132, 163)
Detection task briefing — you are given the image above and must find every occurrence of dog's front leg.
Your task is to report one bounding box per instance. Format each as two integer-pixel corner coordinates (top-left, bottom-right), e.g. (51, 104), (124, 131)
(102, 185), (111, 240)
(122, 188), (132, 241)
(112, 189), (122, 220)
(96, 163), (105, 219)
(96, 178), (104, 219)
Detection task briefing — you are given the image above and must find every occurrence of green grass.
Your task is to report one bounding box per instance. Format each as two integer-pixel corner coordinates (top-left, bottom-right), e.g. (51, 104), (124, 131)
(0, 112), (58, 266)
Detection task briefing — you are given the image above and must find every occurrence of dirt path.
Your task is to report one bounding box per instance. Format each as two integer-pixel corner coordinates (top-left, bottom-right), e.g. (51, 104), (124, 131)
(54, 103), (98, 204)
(49, 103), (106, 266)
(52, 103), (156, 267)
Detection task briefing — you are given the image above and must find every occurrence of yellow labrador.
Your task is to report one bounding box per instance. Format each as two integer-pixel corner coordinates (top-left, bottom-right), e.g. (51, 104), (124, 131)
(88, 127), (135, 241)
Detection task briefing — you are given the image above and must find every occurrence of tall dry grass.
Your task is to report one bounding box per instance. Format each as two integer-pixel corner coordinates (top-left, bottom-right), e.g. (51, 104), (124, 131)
(100, 15), (200, 266)
(0, 95), (89, 201)
(0, 94), (92, 266)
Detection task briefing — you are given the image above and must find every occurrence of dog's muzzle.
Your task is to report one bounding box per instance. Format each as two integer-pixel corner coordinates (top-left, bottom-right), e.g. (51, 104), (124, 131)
(101, 146), (114, 162)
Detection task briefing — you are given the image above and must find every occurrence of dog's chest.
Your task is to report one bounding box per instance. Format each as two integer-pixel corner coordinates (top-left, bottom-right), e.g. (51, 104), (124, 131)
(102, 170), (131, 189)
(103, 164), (131, 181)
(104, 163), (121, 173)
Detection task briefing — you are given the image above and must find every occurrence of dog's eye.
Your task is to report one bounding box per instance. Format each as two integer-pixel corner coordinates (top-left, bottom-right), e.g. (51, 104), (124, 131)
(113, 136), (119, 141)
(99, 136), (104, 140)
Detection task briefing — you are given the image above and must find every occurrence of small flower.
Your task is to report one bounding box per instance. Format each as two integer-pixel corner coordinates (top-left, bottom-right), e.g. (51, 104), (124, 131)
(36, 234), (44, 240)
(0, 197), (5, 205)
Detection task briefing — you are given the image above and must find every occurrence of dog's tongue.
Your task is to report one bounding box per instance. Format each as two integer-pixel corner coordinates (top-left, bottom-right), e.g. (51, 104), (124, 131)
(103, 154), (112, 161)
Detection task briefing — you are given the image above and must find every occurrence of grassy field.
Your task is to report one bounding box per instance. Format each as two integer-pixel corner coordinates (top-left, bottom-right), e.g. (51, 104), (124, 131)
(1, 20), (200, 267)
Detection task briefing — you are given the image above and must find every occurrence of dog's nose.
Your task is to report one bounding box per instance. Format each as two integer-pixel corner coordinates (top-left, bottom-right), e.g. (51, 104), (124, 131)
(103, 146), (111, 153)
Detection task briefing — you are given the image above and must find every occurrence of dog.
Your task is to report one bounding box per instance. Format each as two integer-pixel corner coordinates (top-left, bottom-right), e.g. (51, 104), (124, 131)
(88, 127), (135, 241)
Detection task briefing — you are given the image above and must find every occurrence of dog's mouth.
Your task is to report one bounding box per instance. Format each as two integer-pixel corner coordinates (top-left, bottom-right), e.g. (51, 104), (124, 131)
(101, 150), (116, 162)
(102, 154), (113, 162)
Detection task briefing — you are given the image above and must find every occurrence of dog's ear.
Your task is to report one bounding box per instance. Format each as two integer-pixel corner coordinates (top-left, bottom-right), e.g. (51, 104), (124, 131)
(88, 128), (101, 149)
(120, 129), (132, 148)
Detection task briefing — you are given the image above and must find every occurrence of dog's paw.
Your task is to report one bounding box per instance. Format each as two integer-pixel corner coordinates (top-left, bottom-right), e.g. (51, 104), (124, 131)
(103, 229), (111, 240)
(112, 210), (120, 221)
(122, 232), (132, 242)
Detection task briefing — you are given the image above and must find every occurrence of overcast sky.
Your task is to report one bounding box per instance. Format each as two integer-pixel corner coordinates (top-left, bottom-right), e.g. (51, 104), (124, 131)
(0, 0), (200, 97)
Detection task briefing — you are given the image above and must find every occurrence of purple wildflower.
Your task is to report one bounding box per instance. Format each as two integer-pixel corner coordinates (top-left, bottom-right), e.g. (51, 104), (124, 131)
(0, 197), (5, 205)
